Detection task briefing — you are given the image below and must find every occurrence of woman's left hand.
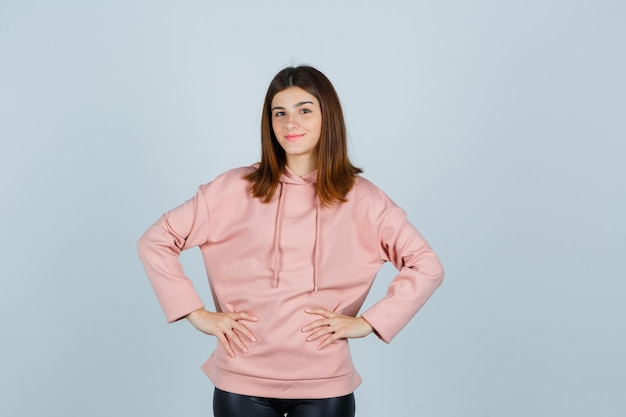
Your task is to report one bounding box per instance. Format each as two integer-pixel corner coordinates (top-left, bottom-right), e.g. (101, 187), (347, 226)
(302, 308), (374, 350)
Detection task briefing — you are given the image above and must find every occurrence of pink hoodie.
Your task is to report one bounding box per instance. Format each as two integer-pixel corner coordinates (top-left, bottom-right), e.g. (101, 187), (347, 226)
(137, 165), (443, 399)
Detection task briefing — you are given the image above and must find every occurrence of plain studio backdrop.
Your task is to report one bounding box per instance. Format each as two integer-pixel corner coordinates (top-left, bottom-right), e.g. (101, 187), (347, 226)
(1, 1), (624, 416)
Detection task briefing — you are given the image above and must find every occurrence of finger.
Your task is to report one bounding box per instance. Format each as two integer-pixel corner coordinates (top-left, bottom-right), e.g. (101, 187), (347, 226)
(302, 309), (336, 332)
(301, 318), (331, 332)
(306, 328), (331, 342)
(232, 322), (257, 343)
(317, 333), (339, 350)
(233, 311), (259, 322)
(305, 321), (339, 341)
(304, 308), (335, 318)
(227, 312), (258, 342)
(216, 333), (236, 358)
(223, 327), (250, 354)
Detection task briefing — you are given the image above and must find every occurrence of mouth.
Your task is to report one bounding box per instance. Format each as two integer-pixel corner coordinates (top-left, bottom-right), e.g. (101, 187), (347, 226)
(285, 134), (304, 142)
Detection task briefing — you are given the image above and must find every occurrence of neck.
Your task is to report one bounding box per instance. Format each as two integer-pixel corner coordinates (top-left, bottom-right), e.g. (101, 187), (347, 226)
(286, 155), (318, 177)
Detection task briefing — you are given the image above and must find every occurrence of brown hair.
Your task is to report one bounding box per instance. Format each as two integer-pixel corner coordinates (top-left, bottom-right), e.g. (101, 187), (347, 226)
(246, 65), (362, 205)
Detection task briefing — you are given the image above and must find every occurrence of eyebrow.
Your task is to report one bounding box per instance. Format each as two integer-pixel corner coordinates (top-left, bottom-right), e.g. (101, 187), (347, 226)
(271, 101), (315, 112)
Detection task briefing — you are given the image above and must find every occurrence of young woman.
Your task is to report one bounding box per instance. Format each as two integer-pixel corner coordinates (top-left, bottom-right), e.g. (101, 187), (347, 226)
(138, 65), (444, 417)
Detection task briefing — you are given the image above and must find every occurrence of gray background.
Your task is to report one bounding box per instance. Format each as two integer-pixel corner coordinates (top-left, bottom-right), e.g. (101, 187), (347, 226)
(1, 1), (624, 416)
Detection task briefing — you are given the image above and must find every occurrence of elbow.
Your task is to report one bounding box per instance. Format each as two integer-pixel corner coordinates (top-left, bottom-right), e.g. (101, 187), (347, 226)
(136, 228), (153, 262)
(433, 256), (445, 285)
(426, 255), (445, 288)
(436, 265), (445, 287)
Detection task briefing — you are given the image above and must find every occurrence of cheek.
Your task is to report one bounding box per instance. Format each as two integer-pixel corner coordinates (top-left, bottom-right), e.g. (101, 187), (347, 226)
(271, 119), (284, 134)
(312, 116), (322, 133)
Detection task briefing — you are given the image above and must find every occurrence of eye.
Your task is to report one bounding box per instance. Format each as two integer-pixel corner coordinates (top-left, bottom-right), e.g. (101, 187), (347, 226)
(273, 111), (285, 117)
(300, 108), (312, 114)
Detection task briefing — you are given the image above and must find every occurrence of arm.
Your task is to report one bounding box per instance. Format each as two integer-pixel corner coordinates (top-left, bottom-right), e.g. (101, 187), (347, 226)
(360, 206), (444, 343)
(302, 197), (443, 348)
(137, 188), (210, 323)
(137, 187), (259, 356)
(301, 212), (443, 348)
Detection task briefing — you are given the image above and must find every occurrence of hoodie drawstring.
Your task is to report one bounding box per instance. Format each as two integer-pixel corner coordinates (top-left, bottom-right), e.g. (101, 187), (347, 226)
(270, 168), (320, 293)
(272, 182), (285, 288)
(312, 198), (321, 293)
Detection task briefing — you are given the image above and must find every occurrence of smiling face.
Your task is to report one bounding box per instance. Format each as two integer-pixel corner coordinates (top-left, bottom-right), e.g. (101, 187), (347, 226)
(270, 86), (322, 175)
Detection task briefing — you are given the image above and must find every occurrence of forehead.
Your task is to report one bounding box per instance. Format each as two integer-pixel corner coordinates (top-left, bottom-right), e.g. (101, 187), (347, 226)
(271, 86), (318, 106)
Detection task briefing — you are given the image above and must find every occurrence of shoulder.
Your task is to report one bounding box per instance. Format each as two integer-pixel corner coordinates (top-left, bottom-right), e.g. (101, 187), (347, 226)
(211, 165), (257, 184)
(351, 175), (398, 208)
(198, 165), (255, 190)
(339, 175), (404, 226)
(195, 165), (256, 203)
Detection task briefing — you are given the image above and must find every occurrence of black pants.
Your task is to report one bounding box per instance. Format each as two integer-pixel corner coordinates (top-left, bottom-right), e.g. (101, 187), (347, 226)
(213, 388), (356, 417)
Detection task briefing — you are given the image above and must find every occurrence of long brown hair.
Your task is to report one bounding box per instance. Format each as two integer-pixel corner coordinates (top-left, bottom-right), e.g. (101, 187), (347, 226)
(246, 65), (362, 205)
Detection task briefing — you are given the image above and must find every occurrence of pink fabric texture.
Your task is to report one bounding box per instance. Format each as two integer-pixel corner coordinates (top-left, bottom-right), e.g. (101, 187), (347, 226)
(137, 165), (444, 399)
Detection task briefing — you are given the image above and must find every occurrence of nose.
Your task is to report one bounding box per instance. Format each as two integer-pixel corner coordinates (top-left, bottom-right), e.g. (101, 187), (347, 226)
(286, 114), (298, 130)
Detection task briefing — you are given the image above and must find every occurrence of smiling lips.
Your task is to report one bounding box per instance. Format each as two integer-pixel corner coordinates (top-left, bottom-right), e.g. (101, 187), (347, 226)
(285, 134), (304, 142)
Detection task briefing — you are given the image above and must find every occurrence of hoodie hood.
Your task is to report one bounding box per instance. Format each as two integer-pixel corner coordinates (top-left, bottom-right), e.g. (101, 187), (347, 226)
(279, 166), (318, 185)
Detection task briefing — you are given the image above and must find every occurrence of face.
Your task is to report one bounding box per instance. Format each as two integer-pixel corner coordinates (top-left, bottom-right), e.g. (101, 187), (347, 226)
(271, 86), (322, 170)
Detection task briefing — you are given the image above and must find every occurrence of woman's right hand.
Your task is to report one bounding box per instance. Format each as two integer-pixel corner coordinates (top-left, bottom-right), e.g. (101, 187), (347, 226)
(185, 308), (259, 358)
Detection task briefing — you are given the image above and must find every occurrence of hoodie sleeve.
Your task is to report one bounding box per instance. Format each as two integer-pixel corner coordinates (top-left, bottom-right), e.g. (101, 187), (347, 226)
(137, 186), (210, 323)
(361, 205), (444, 343)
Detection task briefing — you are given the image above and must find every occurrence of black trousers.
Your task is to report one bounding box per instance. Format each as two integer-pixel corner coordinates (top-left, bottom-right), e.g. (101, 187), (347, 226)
(213, 388), (356, 417)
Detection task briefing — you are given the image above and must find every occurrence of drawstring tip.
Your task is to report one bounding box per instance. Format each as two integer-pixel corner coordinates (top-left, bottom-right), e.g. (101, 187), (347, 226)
(313, 285), (318, 293)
